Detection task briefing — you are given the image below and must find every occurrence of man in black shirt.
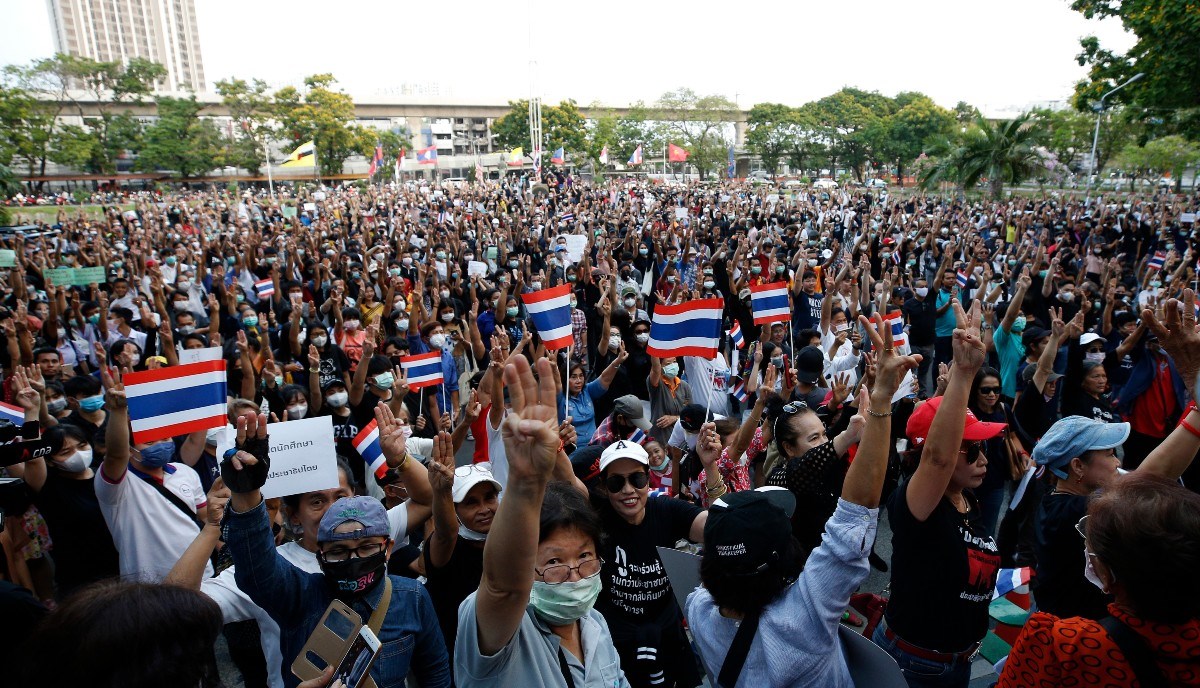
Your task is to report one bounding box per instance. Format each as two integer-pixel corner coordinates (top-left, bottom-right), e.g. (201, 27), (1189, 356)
(903, 276), (937, 395)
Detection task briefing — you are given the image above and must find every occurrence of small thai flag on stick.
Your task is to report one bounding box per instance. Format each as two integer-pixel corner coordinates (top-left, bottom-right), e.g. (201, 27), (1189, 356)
(352, 420), (388, 480)
(0, 401), (26, 425)
(255, 278), (274, 299)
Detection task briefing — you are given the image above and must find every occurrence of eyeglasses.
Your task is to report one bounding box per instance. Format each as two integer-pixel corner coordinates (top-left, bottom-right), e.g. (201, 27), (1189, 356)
(319, 541), (386, 563)
(454, 464), (492, 479)
(605, 471), (650, 493)
(1075, 515), (1089, 540)
(959, 442), (984, 463)
(978, 386), (1001, 395)
(782, 401), (809, 415)
(535, 557), (604, 585)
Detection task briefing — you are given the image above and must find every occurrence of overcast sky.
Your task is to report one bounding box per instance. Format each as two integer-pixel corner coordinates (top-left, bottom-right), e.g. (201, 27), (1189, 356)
(0, 0), (1135, 115)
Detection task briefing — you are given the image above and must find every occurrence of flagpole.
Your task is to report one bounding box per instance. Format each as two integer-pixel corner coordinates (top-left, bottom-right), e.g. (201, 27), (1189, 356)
(262, 136), (275, 200)
(313, 139), (321, 187)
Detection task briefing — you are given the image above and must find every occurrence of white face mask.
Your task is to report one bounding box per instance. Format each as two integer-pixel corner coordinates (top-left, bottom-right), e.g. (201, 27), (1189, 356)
(326, 391), (349, 408)
(635, 332), (650, 344)
(1084, 552), (1109, 593)
(286, 404), (307, 420)
(55, 449), (92, 473)
(429, 333), (447, 350)
(915, 287), (929, 298)
(344, 319), (360, 331)
(609, 335), (622, 350)
(311, 335), (328, 348)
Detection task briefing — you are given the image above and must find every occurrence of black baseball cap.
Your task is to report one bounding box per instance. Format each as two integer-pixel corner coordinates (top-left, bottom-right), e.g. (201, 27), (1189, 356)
(795, 345), (825, 385)
(679, 404), (708, 432)
(704, 487), (796, 574)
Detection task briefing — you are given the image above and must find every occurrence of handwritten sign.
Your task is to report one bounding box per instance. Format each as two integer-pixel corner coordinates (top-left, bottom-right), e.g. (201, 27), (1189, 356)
(216, 415), (339, 499)
(46, 267), (76, 287)
(1182, 213), (1196, 225)
(563, 235), (588, 264)
(281, 206), (297, 219)
(0, 250), (15, 267)
(467, 260), (490, 278)
(74, 266), (106, 285)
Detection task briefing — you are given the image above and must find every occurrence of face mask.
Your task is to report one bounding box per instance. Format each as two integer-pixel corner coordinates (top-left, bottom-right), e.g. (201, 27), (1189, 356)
(915, 287), (929, 298)
(55, 449), (91, 473)
(624, 297), (636, 309)
(79, 394), (105, 412)
(530, 281), (542, 290)
(778, 265), (789, 273)
(344, 319), (360, 331)
(458, 523), (488, 542)
(609, 335), (622, 350)
(570, 298), (578, 309)
(662, 363), (679, 378)
(397, 425), (413, 442)
(529, 574), (602, 626)
(639, 248), (649, 256)
(236, 293), (246, 303)
(649, 454), (670, 472)
(47, 398), (67, 414)
(177, 325), (195, 335)
(243, 316), (259, 327)
(1150, 281), (1162, 288)
(1038, 270), (1048, 279)
(771, 356), (784, 369)
(312, 335), (328, 348)
(321, 551), (388, 601)
(165, 256), (177, 266)
(205, 425), (226, 445)
(402, 257), (413, 267)
(750, 266), (762, 275)
(87, 313), (101, 325)
(703, 280), (716, 290)
(136, 441), (174, 468)
(1085, 352), (1105, 363)
(374, 372), (394, 389)
(508, 260), (519, 269)
(286, 404), (307, 420)
(440, 289), (451, 299)
(1012, 316), (1026, 332)
(567, 273), (577, 283)
(326, 391), (349, 408)
(226, 256), (237, 266)
(429, 334), (447, 349)
(506, 307), (519, 318)
(1060, 292), (1075, 302)
(436, 251), (447, 260)
(1083, 552), (1109, 593)
(667, 276), (676, 284)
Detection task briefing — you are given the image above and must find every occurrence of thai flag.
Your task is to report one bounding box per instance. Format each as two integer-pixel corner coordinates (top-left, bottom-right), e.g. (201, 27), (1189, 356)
(955, 270), (969, 289)
(352, 420), (388, 480)
(731, 377), (748, 403)
(524, 284), (573, 350)
(993, 567), (1033, 600)
(749, 282), (791, 325)
(399, 351), (443, 389)
(0, 401), (25, 425)
(728, 320), (745, 349)
(254, 278), (274, 299)
(1149, 251), (1166, 270)
(561, 212), (575, 224)
(892, 250), (902, 266)
(124, 357), (228, 444)
(727, 146), (735, 179)
(646, 298), (724, 358)
(883, 310), (908, 352)
(368, 144), (383, 176)
(416, 145), (438, 165)
(551, 147), (565, 165)
(628, 145), (643, 166)
(628, 428), (647, 445)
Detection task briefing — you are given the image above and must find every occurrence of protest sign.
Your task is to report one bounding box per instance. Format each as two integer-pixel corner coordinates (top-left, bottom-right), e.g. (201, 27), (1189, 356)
(216, 415), (339, 499)
(674, 207), (688, 220)
(467, 260), (490, 278)
(1183, 213), (1196, 225)
(73, 266), (106, 285)
(0, 250), (15, 267)
(281, 206), (297, 218)
(46, 267), (75, 287)
(564, 235), (588, 263)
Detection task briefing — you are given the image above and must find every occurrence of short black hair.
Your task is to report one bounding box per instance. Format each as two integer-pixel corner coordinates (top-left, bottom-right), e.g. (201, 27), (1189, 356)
(64, 375), (102, 398)
(539, 481), (603, 548)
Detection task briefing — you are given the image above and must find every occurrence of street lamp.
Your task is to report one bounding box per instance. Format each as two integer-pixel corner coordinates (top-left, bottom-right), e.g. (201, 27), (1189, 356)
(1087, 72), (1144, 199)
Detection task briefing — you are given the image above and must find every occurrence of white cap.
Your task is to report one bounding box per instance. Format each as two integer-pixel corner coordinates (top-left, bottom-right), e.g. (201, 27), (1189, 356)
(598, 440), (649, 473)
(1080, 332), (1107, 346)
(452, 463), (502, 503)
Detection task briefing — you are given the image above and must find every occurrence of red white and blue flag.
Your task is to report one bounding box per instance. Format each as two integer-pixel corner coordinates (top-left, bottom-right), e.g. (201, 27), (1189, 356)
(628, 145), (643, 166)
(368, 144), (384, 176)
(883, 309), (908, 352)
(254, 278), (274, 299)
(955, 270), (970, 289)
(993, 567), (1032, 600)
(1149, 251), (1166, 270)
(749, 282), (791, 325)
(627, 428), (647, 445)
(551, 147), (565, 165)
(416, 145), (438, 165)
(646, 298), (724, 358)
(400, 351), (443, 389)
(730, 377), (748, 403)
(0, 401), (25, 425)
(352, 420), (388, 480)
(523, 284), (573, 350)
(124, 352), (228, 444)
(728, 320), (745, 349)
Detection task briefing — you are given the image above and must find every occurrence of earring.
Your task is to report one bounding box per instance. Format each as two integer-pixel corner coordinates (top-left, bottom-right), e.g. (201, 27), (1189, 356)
(1076, 473), (1083, 483)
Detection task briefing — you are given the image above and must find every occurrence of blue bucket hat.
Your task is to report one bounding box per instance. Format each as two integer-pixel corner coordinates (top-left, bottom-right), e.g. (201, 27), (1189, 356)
(1031, 416), (1130, 479)
(316, 496), (390, 543)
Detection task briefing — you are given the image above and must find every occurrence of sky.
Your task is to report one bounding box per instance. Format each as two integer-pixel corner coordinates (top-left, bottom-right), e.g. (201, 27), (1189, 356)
(0, 0), (1136, 115)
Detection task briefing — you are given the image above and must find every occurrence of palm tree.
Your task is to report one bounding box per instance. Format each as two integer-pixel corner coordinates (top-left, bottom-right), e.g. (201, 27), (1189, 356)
(919, 113), (1047, 198)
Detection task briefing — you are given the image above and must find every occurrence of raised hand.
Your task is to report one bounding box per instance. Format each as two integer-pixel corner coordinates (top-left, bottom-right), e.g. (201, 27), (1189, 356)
(373, 403), (411, 463)
(950, 299), (986, 373)
(392, 366), (409, 397)
(695, 421), (723, 469)
(463, 389), (482, 421)
(500, 356), (561, 483)
(1143, 288), (1200, 397)
(859, 311), (922, 399)
(308, 344), (320, 369)
(103, 367), (127, 409)
(427, 430), (455, 496)
(22, 365), (45, 396)
(12, 368), (39, 411)
(205, 477), (232, 528)
(223, 412), (270, 494)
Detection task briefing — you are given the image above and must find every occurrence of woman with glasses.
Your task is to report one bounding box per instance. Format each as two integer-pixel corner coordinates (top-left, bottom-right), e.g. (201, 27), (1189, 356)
(872, 300), (1007, 688)
(456, 356), (630, 687)
(968, 367), (1028, 536)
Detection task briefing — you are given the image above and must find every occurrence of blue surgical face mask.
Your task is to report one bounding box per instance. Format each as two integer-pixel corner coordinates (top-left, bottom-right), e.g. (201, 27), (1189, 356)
(374, 372), (395, 389)
(136, 441), (175, 468)
(1012, 316), (1026, 332)
(79, 394), (105, 412)
(529, 574), (602, 627)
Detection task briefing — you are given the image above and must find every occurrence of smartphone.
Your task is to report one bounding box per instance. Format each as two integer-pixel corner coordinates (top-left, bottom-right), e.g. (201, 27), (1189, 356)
(332, 626), (381, 688)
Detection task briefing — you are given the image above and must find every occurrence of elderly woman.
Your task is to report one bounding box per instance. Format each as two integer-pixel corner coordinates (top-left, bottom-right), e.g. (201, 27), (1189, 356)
(999, 473), (1200, 686)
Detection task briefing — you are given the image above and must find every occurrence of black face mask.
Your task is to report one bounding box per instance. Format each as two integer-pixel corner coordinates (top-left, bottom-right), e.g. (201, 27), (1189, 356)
(320, 551), (387, 601)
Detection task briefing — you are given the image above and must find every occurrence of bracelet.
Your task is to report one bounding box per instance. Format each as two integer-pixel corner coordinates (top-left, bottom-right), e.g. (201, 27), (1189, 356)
(706, 480), (727, 495)
(706, 484), (728, 500)
(396, 451), (410, 471)
(1179, 418), (1200, 439)
(865, 408), (893, 418)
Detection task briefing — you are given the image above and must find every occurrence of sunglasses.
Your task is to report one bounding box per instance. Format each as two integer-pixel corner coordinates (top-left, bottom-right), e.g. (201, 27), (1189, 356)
(1075, 515), (1089, 540)
(978, 386), (1001, 395)
(782, 401), (810, 414)
(959, 441), (985, 463)
(605, 471), (649, 493)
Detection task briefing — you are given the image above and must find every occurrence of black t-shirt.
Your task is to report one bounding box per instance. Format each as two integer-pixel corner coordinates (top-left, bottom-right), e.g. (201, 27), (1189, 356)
(33, 472), (120, 596)
(793, 290), (823, 332)
(423, 535), (484, 658)
(903, 296), (937, 346)
(1061, 393), (1116, 424)
(595, 495), (701, 625)
(304, 347), (352, 389)
(1032, 492), (1109, 620)
(766, 440), (846, 552)
(885, 480), (1000, 651)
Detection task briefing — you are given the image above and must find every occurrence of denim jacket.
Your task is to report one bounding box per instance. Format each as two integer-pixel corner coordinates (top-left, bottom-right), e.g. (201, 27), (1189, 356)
(226, 499), (451, 688)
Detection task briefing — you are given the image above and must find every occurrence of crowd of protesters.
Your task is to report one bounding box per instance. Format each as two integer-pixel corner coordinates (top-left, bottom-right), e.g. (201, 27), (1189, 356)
(0, 173), (1199, 688)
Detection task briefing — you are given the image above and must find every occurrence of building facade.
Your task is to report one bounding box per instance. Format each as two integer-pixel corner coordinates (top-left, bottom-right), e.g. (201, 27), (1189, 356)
(46, 0), (205, 92)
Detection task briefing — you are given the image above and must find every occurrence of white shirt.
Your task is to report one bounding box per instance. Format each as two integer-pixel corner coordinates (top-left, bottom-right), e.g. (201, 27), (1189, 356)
(486, 410), (509, 488)
(95, 462), (211, 582)
(667, 413), (727, 452)
(684, 355), (731, 418)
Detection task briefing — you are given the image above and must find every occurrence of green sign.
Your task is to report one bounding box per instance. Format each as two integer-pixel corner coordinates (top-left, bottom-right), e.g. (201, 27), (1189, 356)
(0, 250), (15, 268)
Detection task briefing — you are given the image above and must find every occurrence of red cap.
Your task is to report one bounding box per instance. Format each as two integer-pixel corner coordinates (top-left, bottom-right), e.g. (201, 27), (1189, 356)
(905, 396), (1005, 447)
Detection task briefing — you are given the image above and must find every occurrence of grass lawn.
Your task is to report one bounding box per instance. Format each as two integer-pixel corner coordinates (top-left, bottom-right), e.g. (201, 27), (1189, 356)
(4, 204), (134, 224)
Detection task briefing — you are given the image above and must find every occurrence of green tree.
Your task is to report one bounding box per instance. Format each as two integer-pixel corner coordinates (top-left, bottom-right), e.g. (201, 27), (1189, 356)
(273, 74), (359, 177)
(953, 101), (981, 126)
(1116, 135), (1200, 191)
(807, 88), (896, 180)
(352, 127), (412, 178)
(491, 99), (587, 162)
(919, 113), (1049, 198)
(746, 103), (795, 177)
(583, 105), (621, 169)
(1030, 107), (1095, 171)
(1070, 0), (1200, 138)
(59, 55), (165, 173)
(867, 94), (955, 186)
(135, 95), (224, 178)
(215, 77), (273, 174)
(652, 88), (738, 179)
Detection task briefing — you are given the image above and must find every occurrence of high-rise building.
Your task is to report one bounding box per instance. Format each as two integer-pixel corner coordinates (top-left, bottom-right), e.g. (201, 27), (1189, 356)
(45, 0), (206, 92)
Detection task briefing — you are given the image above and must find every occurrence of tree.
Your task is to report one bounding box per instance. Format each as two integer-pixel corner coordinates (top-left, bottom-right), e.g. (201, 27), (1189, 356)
(867, 94), (955, 186)
(491, 99), (588, 162)
(652, 88), (738, 179)
(746, 103), (795, 177)
(919, 113), (1049, 198)
(352, 127), (412, 178)
(1116, 135), (1200, 191)
(806, 88), (896, 181)
(57, 55), (165, 173)
(135, 95), (224, 178)
(273, 74), (359, 177)
(953, 101), (981, 126)
(215, 78), (273, 174)
(1030, 107), (1095, 171)
(1070, 0), (1200, 138)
